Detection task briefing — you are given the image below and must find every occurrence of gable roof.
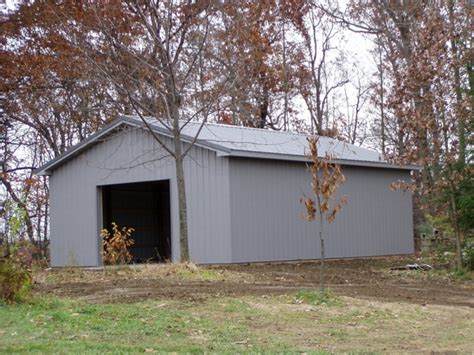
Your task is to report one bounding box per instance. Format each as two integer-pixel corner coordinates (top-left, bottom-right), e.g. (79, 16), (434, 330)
(36, 115), (418, 176)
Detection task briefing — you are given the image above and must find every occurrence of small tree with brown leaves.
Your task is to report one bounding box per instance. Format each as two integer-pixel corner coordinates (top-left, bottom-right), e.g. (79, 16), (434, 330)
(101, 223), (135, 266)
(301, 136), (347, 291)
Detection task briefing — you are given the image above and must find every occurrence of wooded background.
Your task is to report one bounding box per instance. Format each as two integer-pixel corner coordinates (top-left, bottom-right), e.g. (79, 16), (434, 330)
(1, 0), (472, 265)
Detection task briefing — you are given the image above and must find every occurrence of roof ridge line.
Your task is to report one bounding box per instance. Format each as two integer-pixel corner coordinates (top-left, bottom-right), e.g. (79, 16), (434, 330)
(199, 120), (313, 137)
(122, 114), (333, 140)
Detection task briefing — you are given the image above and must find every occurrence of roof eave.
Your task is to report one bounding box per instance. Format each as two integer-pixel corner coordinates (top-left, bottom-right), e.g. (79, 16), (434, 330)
(225, 150), (420, 170)
(35, 119), (130, 176)
(35, 116), (231, 175)
(123, 117), (232, 155)
(36, 115), (421, 176)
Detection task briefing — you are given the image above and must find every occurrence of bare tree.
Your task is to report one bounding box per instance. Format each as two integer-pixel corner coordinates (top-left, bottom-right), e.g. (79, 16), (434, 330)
(58, 1), (236, 261)
(301, 136), (346, 291)
(339, 66), (370, 146)
(295, 4), (349, 136)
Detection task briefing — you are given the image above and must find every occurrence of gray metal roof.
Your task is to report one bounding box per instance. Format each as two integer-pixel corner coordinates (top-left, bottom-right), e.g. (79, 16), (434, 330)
(36, 115), (417, 175)
(175, 118), (382, 162)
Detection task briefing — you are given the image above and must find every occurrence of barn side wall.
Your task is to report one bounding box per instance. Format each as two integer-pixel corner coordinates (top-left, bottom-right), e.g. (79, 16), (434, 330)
(49, 127), (232, 267)
(228, 158), (414, 263)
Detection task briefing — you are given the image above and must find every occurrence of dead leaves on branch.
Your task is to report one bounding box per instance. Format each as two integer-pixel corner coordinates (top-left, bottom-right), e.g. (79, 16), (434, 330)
(302, 198), (317, 221)
(101, 222), (135, 266)
(301, 136), (346, 223)
(390, 180), (416, 193)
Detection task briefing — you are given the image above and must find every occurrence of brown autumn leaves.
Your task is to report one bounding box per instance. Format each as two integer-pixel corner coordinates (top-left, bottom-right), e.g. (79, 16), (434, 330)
(1, 1), (472, 264)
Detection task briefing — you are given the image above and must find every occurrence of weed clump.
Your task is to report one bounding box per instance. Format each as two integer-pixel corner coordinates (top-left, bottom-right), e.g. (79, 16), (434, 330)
(0, 257), (31, 303)
(294, 289), (340, 306)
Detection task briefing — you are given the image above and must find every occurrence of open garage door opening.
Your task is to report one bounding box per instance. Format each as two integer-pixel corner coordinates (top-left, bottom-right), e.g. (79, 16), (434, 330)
(102, 180), (171, 263)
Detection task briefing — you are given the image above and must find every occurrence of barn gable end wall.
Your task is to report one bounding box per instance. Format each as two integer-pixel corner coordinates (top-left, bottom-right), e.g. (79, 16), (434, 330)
(49, 127), (232, 267)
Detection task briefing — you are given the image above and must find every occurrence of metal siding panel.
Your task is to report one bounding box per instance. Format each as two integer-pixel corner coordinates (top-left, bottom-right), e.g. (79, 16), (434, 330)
(229, 158), (414, 263)
(49, 153), (99, 267)
(184, 146), (232, 263)
(49, 127), (232, 266)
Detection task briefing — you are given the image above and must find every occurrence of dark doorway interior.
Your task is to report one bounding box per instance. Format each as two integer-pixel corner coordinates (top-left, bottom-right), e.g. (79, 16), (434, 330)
(102, 180), (171, 263)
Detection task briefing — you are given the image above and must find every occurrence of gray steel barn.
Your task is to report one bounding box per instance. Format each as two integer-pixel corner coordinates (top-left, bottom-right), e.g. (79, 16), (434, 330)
(37, 116), (415, 267)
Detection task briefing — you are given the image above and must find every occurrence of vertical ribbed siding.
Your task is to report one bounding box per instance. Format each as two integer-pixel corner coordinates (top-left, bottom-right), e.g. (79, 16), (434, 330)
(229, 158), (414, 263)
(49, 127), (232, 267)
(49, 125), (413, 267)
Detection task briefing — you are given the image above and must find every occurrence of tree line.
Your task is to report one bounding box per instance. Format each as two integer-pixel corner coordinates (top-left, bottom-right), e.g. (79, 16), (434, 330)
(1, 1), (472, 265)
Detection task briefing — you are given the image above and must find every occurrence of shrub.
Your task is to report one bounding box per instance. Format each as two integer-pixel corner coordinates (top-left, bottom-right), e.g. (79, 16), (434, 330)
(101, 223), (135, 265)
(415, 222), (433, 238)
(453, 268), (470, 280)
(456, 173), (474, 231)
(462, 237), (474, 271)
(0, 257), (31, 303)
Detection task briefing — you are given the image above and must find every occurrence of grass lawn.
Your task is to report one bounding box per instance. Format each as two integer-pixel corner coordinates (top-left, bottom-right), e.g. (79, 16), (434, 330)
(1, 290), (473, 353)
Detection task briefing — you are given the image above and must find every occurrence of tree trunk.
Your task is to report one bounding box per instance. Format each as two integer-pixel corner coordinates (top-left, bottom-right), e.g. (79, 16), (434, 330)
(0, 176), (35, 243)
(168, 72), (190, 262)
(281, 19), (289, 131)
(467, 58), (474, 112)
(258, 81), (269, 129)
(319, 211), (325, 292)
(174, 142), (189, 262)
(43, 178), (49, 250)
(319, 228), (325, 292)
(447, 0), (466, 167)
(378, 45), (386, 157)
(449, 183), (463, 269)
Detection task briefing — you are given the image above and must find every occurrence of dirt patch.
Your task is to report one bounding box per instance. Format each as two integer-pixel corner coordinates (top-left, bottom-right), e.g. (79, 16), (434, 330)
(33, 256), (474, 306)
